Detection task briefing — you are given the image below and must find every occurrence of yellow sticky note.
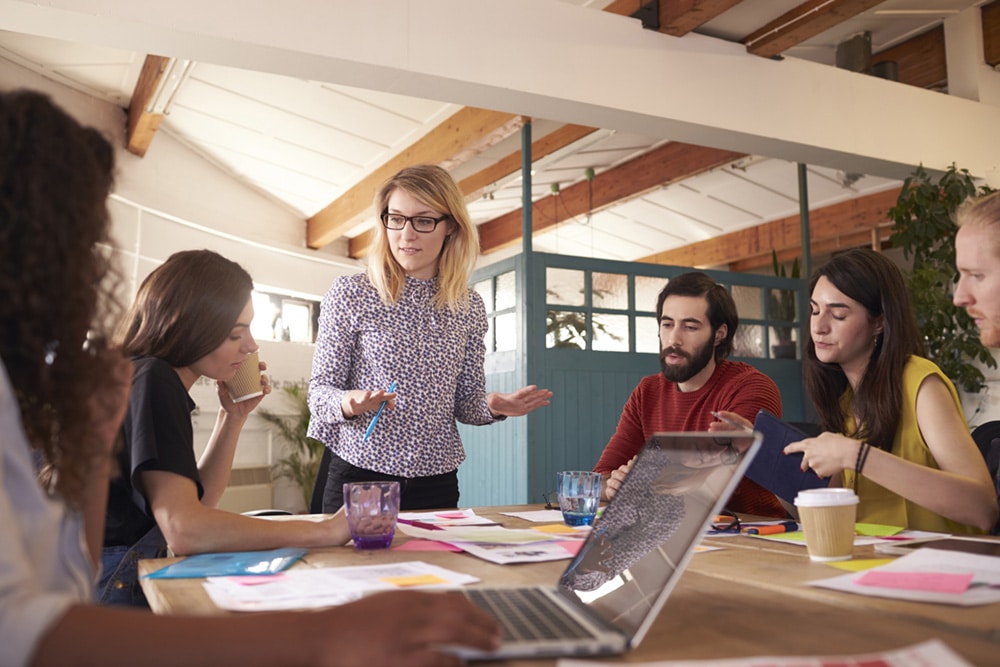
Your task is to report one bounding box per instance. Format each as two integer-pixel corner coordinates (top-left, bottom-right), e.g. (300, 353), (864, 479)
(854, 523), (904, 536)
(828, 558), (896, 572)
(380, 574), (448, 588)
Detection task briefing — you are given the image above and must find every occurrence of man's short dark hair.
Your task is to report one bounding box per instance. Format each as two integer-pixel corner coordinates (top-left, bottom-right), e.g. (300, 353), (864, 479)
(656, 272), (738, 361)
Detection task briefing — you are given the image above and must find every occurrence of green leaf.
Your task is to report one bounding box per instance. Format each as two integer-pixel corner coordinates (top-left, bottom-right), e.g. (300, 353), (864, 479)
(888, 164), (996, 393)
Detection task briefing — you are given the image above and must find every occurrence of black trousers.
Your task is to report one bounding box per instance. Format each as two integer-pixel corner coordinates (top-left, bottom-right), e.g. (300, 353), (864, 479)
(322, 452), (460, 512)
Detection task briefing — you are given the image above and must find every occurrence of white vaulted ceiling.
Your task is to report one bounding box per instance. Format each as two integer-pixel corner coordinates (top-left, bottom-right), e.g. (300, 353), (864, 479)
(0, 0), (996, 269)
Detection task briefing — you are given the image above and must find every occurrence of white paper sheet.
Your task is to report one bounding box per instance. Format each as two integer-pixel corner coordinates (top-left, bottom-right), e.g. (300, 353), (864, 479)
(202, 561), (479, 612)
(808, 547), (1000, 606)
(557, 639), (973, 667)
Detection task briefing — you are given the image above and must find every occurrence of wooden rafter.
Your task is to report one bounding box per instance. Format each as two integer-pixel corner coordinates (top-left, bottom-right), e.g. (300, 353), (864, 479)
(873, 26), (946, 90)
(639, 187), (901, 271)
(603, 0), (744, 36)
(477, 142), (745, 255)
(347, 124), (600, 258)
(742, 0), (885, 59)
(126, 55), (171, 157)
(984, 0), (1000, 67)
(306, 107), (523, 249)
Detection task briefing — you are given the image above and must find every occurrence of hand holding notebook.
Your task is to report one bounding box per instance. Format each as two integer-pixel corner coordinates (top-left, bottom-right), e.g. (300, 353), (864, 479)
(745, 409), (828, 505)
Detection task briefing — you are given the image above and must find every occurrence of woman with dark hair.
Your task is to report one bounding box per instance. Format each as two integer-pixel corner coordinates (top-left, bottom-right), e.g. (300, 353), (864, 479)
(785, 248), (996, 533)
(1, 89), (499, 666)
(308, 164), (551, 512)
(100, 248), (354, 606)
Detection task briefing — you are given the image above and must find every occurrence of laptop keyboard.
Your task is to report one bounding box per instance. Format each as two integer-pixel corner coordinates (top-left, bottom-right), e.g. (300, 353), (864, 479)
(466, 588), (595, 641)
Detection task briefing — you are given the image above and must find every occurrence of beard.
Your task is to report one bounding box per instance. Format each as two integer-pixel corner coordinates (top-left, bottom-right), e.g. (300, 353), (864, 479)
(660, 335), (716, 384)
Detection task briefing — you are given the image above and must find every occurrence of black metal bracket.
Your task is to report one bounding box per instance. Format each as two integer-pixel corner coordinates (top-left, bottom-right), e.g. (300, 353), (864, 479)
(630, 0), (659, 31)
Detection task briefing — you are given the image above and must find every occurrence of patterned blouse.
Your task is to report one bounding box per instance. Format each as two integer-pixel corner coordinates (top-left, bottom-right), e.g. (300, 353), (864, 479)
(307, 272), (500, 477)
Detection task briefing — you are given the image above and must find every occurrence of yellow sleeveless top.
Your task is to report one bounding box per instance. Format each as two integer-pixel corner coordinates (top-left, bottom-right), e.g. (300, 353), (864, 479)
(841, 355), (984, 534)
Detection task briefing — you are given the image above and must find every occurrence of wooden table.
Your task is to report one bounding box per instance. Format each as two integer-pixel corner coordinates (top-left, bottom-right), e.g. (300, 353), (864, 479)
(139, 506), (1000, 665)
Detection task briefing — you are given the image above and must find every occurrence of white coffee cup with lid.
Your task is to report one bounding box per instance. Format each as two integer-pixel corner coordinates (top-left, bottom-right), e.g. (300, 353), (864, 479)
(794, 488), (859, 562)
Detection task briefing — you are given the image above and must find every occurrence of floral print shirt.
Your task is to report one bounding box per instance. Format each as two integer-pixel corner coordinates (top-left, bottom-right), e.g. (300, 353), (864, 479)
(307, 272), (499, 477)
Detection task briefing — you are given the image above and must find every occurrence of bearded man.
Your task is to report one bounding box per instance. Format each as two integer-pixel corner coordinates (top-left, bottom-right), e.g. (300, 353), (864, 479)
(593, 272), (786, 517)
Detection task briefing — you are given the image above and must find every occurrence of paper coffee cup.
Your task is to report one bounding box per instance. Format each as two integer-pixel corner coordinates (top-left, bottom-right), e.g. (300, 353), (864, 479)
(225, 351), (263, 403)
(794, 488), (858, 562)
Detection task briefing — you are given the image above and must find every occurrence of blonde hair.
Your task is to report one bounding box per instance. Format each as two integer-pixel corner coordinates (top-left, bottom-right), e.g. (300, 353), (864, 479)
(367, 164), (480, 311)
(956, 189), (1000, 230)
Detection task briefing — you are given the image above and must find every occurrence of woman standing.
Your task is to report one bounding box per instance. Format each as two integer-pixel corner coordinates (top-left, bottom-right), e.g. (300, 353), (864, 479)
(785, 248), (995, 533)
(309, 164), (552, 511)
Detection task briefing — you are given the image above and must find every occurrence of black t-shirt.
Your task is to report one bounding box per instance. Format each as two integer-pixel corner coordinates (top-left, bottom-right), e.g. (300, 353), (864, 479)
(104, 357), (204, 547)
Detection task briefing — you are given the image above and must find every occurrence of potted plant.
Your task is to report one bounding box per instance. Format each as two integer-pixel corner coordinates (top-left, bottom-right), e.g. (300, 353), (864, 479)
(769, 250), (800, 359)
(256, 385), (326, 510)
(888, 164), (996, 393)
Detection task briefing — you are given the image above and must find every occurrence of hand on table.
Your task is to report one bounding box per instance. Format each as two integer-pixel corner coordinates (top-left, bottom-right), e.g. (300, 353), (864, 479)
(318, 590), (501, 667)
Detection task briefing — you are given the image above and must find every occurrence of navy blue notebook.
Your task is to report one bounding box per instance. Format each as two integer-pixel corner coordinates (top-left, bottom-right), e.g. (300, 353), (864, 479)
(746, 409), (827, 505)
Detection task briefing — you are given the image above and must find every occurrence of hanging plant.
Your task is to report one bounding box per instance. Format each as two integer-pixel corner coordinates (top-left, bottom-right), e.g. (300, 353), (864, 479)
(887, 164), (996, 393)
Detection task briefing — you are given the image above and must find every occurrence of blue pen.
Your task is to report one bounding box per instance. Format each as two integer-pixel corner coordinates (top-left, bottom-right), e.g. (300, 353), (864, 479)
(362, 381), (397, 442)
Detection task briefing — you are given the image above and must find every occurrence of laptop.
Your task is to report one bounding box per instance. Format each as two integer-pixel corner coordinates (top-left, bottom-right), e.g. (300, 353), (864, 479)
(451, 429), (763, 661)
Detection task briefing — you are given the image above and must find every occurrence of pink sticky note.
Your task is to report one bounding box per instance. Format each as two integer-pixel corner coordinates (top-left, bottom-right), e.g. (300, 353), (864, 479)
(557, 541), (584, 556)
(393, 539), (463, 552)
(855, 570), (974, 594)
(220, 573), (290, 586)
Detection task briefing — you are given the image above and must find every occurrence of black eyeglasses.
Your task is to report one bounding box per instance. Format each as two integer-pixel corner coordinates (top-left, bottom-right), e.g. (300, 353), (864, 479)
(380, 212), (449, 233)
(710, 510), (741, 532)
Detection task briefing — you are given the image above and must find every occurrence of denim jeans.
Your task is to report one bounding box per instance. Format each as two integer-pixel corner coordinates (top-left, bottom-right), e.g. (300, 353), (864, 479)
(98, 526), (167, 607)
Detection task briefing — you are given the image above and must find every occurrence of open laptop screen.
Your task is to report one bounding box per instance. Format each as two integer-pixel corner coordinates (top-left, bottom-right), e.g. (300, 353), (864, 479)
(556, 430), (763, 646)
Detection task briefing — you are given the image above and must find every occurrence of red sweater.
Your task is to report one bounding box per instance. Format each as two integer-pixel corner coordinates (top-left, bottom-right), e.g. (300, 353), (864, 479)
(594, 360), (786, 517)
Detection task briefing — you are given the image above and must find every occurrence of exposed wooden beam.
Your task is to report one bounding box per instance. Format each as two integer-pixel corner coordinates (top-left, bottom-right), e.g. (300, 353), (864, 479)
(478, 142), (745, 255)
(457, 123), (596, 199)
(347, 123), (600, 258)
(603, 0), (744, 37)
(984, 0), (1000, 68)
(742, 0), (885, 59)
(307, 107), (522, 249)
(873, 26), (946, 90)
(639, 187), (901, 270)
(126, 55), (171, 157)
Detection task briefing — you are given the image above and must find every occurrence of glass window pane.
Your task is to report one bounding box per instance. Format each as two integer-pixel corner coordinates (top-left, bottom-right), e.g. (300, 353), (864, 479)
(250, 291), (276, 341)
(495, 312), (517, 352)
(769, 326), (799, 359)
(474, 279), (493, 313)
(483, 316), (495, 353)
(769, 287), (797, 325)
(733, 323), (765, 358)
(546, 309), (586, 349)
(592, 272), (627, 309)
(636, 315), (659, 354)
(635, 275), (665, 314)
(496, 271), (516, 311)
(732, 284), (762, 320)
(546, 268), (585, 306)
(592, 314), (629, 352)
(282, 301), (312, 343)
